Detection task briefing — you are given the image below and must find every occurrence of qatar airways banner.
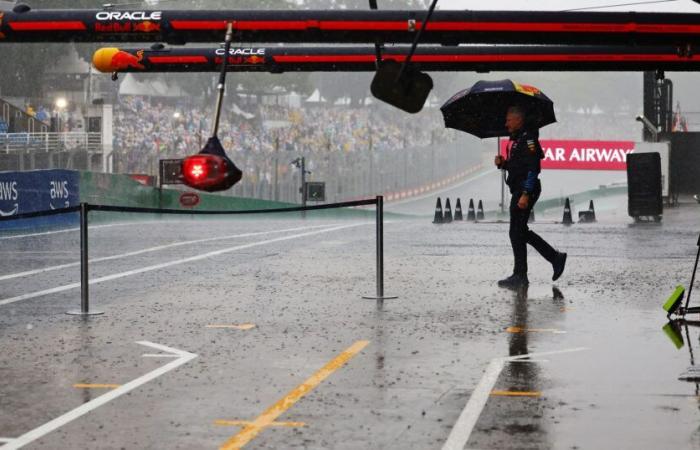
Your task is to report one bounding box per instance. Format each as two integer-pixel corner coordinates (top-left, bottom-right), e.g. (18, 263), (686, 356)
(499, 139), (636, 170)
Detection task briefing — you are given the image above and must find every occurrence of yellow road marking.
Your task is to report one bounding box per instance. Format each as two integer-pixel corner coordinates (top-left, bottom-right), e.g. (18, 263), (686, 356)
(206, 324), (256, 330)
(215, 420), (306, 428)
(560, 307), (575, 312)
(73, 384), (121, 389)
(491, 390), (542, 397)
(506, 326), (565, 334)
(219, 340), (370, 450)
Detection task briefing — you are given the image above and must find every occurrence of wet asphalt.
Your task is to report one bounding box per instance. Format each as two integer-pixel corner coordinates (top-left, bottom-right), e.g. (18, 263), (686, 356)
(1, 199), (700, 449)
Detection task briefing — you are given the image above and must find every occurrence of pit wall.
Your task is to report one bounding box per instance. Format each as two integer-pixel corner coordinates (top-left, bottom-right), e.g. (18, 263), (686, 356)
(0, 169), (377, 231)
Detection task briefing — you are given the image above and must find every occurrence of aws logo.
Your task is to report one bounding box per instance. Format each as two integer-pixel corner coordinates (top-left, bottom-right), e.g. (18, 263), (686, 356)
(0, 180), (18, 217)
(49, 180), (71, 209)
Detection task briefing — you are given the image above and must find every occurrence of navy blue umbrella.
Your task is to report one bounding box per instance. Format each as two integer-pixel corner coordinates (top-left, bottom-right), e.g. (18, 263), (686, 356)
(440, 79), (556, 138)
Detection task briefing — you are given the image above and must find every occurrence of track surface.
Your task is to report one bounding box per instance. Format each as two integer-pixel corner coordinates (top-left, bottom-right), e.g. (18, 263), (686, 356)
(1, 204), (700, 449)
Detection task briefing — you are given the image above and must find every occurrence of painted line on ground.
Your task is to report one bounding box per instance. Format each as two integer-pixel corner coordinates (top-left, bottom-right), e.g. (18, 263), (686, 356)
(206, 324), (256, 330)
(219, 340), (370, 450)
(0, 341), (196, 450)
(506, 327), (566, 334)
(215, 420), (306, 428)
(73, 384), (121, 389)
(441, 347), (587, 450)
(490, 390), (541, 397)
(0, 440), (14, 444)
(0, 223), (335, 282)
(0, 222), (370, 307)
(0, 220), (189, 241)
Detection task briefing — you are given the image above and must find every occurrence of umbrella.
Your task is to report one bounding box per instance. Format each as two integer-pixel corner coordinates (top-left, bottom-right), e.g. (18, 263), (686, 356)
(440, 79), (556, 138)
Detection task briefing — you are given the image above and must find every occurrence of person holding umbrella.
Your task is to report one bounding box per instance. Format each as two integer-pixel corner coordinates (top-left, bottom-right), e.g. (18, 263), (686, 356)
(495, 105), (566, 288)
(441, 80), (567, 289)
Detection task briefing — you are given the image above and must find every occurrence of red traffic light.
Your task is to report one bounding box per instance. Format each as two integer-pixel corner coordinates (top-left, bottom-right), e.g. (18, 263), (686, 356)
(181, 154), (241, 192)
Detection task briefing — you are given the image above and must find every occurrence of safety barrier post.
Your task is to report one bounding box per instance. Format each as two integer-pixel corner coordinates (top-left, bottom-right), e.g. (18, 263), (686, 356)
(363, 195), (398, 301)
(67, 203), (103, 316)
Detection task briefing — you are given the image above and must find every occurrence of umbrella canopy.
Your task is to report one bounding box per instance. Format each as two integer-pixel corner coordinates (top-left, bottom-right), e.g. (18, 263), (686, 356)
(440, 79), (556, 138)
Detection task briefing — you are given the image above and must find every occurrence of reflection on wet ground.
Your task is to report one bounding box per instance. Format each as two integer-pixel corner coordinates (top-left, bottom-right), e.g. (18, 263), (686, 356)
(1, 202), (700, 449)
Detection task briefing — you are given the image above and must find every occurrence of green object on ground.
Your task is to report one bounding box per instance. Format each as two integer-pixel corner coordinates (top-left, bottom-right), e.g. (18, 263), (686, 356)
(663, 285), (685, 315)
(662, 321), (684, 350)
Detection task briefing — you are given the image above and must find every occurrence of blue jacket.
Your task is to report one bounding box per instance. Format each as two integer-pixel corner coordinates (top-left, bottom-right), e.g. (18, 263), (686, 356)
(502, 129), (544, 195)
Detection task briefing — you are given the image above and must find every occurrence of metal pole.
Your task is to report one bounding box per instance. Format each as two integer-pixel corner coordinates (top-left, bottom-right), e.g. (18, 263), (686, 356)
(300, 156), (307, 219)
(683, 233), (700, 311)
(369, 131), (374, 194)
(67, 203), (103, 316)
(363, 195), (398, 301)
(377, 195), (384, 298)
(212, 22), (234, 138)
(273, 136), (279, 202)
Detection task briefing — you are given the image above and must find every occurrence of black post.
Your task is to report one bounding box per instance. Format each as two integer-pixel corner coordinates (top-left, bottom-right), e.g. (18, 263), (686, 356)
(377, 194), (384, 298)
(683, 233), (700, 311)
(300, 156), (307, 219)
(67, 203), (103, 316)
(273, 136), (279, 202)
(363, 195), (398, 301)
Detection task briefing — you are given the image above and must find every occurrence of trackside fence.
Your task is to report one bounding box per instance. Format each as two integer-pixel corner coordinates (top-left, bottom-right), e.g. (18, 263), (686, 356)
(0, 196), (394, 315)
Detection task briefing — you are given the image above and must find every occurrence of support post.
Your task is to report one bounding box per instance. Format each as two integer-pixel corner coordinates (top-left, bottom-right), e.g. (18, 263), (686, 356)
(363, 195), (398, 301)
(67, 203), (103, 316)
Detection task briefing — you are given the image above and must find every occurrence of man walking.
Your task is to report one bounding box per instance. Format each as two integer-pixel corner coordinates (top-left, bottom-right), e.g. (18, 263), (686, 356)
(494, 106), (567, 289)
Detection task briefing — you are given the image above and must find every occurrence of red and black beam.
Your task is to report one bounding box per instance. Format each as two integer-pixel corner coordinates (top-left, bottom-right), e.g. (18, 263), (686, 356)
(4, 8), (700, 46)
(92, 45), (700, 73)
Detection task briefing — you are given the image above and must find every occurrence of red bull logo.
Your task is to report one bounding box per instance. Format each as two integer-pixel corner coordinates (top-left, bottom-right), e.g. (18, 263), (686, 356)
(245, 55), (264, 64)
(513, 82), (541, 96)
(133, 21), (161, 33)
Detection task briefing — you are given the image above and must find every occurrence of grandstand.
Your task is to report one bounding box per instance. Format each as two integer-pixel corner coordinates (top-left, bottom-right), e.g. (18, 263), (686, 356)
(0, 96), (106, 172)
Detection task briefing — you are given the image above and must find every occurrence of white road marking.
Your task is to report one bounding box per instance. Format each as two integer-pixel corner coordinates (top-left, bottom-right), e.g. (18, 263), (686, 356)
(0, 220), (188, 241)
(0, 341), (196, 450)
(0, 439), (14, 444)
(0, 224), (335, 282)
(441, 347), (588, 450)
(0, 222), (370, 307)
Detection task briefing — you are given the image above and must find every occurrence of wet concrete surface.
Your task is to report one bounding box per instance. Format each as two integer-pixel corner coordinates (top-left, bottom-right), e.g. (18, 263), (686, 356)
(1, 201), (700, 449)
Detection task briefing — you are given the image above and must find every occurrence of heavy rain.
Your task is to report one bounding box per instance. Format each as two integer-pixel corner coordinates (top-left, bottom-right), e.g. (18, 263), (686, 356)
(2, 0), (700, 449)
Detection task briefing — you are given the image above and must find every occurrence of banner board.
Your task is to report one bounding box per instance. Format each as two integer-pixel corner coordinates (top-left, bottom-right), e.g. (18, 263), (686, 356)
(500, 139), (635, 171)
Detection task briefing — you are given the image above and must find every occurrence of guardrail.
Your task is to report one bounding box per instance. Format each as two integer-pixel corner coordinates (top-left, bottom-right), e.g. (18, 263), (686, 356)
(0, 132), (102, 153)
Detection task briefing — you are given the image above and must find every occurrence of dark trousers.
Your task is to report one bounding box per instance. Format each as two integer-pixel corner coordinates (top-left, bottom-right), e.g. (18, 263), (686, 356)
(509, 187), (558, 276)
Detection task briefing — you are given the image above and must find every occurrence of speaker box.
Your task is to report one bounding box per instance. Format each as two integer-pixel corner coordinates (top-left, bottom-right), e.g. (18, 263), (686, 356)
(627, 152), (662, 218)
(370, 60), (433, 114)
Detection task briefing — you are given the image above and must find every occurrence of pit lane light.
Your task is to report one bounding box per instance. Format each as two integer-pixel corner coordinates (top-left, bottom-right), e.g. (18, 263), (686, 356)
(180, 137), (242, 192)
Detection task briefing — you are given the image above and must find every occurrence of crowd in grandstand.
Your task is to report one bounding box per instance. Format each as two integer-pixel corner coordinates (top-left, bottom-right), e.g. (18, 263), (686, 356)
(113, 95), (450, 176)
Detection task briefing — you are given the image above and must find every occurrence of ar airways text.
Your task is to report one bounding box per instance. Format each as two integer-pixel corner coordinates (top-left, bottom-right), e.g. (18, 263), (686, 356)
(501, 139), (635, 171)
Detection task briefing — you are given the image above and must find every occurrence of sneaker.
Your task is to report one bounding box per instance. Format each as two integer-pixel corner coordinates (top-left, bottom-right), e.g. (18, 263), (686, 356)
(497, 274), (529, 289)
(552, 252), (567, 281)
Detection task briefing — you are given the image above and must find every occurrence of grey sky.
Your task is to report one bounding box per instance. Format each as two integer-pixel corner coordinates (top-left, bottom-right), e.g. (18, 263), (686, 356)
(438, 0), (700, 12)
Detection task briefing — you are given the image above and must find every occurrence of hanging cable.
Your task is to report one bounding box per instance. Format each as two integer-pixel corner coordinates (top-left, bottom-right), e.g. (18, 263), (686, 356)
(563, 0), (680, 11)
